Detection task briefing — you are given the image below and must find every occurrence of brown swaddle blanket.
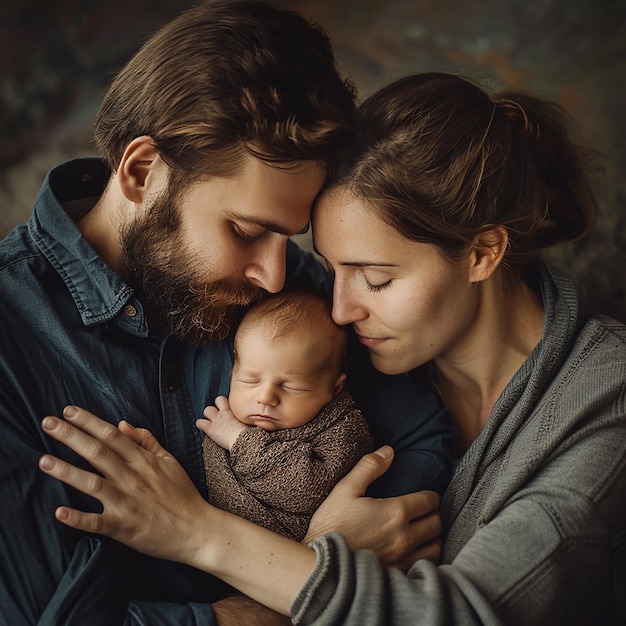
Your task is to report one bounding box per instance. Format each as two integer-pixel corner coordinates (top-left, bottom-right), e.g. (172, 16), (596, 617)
(202, 390), (373, 540)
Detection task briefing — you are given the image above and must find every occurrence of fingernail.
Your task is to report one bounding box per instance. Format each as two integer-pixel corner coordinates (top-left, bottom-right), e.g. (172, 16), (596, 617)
(374, 445), (393, 459)
(63, 405), (78, 418)
(42, 416), (58, 431)
(56, 507), (69, 521)
(40, 455), (55, 470)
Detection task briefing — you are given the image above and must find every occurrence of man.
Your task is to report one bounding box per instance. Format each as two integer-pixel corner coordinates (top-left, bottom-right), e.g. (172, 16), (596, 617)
(0, 1), (451, 624)
(0, 2), (356, 624)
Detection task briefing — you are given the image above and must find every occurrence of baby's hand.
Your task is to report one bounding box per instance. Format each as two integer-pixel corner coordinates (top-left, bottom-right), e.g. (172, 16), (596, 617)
(196, 396), (248, 451)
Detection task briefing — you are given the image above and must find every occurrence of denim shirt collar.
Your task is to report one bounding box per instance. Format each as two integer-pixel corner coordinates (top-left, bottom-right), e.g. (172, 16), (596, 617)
(28, 158), (149, 336)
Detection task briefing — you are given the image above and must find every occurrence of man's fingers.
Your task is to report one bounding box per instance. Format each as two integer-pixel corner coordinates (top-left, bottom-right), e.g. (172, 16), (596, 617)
(406, 490), (441, 523)
(334, 446), (395, 497)
(411, 537), (442, 565)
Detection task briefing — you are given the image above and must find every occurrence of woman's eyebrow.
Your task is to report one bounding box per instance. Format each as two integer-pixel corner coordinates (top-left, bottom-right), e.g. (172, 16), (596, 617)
(311, 244), (397, 268)
(339, 261), (397, 268)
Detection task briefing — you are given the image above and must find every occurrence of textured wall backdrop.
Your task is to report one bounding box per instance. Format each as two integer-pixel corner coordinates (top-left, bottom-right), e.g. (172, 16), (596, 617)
(1, 0), (625, 320)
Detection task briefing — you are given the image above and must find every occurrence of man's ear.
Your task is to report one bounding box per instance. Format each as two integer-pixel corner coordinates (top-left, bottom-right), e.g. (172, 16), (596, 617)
(333, 372), (347, 397)
(468, 226), (509, 283)
(117, 136), (166, 203)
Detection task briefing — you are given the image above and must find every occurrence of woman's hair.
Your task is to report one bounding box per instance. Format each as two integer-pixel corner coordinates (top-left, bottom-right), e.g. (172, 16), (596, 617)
(95, 0), (356, 183)
(329, 72), (600, 274)
(235, 290), (347, 375)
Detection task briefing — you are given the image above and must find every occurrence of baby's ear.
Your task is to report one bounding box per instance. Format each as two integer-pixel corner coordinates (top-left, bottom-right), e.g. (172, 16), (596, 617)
(333, 372), (347, 396)
(468, 226), (509, 283)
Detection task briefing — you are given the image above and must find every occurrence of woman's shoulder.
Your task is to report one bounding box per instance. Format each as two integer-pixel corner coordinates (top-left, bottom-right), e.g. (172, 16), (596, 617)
(575, 314), (626, 359)
(552, 313), (626, 405)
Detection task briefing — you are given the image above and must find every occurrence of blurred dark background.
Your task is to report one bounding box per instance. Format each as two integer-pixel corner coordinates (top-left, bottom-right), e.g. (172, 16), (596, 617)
(1, 0), (625, 321)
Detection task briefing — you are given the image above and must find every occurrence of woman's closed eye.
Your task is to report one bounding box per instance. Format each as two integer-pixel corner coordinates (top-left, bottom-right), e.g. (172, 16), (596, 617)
(362, 269), (393, 292)
(365, 278), (392, 292)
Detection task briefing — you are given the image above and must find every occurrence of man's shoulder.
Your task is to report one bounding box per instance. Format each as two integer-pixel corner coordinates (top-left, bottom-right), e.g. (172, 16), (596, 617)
(0, 223), (41, 276)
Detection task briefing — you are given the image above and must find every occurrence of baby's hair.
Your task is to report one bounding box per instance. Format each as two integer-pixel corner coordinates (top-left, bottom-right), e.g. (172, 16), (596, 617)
(234, 290), (346, 374)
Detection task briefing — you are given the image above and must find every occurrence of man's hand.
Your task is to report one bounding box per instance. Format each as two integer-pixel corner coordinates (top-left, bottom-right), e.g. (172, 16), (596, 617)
(212, 595), (291, 626)
(198, 396), (248, 450)
(305, 446), (441, 572)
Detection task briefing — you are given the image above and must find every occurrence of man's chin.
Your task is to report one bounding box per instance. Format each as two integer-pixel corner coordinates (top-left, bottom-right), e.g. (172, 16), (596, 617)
(169, 302), (251, 347)
(156, 282), (266, 346)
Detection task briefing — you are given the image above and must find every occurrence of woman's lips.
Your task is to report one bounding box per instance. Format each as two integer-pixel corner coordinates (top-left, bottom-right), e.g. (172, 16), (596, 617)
(356, 334), (387, 348)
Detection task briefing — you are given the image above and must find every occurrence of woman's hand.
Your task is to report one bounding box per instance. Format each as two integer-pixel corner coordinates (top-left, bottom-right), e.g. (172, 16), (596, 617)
(304, 446), (442, 571)
(38, 405), (212, 565)
(38, 405), (316, 614)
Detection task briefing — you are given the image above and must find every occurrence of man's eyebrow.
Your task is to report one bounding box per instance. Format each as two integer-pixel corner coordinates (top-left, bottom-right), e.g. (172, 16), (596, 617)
(229, 211), (307, 236)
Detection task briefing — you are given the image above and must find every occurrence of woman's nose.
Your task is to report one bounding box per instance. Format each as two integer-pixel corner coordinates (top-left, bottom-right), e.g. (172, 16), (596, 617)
(331, 280), (367, 326)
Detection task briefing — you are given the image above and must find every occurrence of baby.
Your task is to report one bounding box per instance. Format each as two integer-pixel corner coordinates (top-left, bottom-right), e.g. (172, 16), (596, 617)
(197, 290), (373, 541)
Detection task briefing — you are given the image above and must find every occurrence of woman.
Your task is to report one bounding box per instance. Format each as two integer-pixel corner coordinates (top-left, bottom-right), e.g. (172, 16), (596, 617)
(39, 73), (626, 624)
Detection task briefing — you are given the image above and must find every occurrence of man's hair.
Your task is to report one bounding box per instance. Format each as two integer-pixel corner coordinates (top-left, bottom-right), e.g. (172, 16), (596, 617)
(234, 290), (347, 375)
(95, 0), (356, 183)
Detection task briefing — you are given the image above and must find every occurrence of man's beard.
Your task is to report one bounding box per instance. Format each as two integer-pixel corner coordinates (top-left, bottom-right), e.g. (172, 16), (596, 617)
(120, 185), (263, 346)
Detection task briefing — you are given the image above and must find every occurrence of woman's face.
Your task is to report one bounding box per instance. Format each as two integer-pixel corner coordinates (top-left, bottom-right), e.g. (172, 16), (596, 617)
(313, 188), (478, 375)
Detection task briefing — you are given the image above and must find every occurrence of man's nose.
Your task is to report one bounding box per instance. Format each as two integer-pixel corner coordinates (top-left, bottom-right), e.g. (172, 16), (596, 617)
(244, 238), (288, 293)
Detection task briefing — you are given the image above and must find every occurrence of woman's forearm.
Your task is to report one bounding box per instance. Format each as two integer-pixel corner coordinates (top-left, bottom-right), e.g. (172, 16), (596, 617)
(38, 406), (441, 616)
(194, 506), (317, 614)
(38, 406), (316, 616)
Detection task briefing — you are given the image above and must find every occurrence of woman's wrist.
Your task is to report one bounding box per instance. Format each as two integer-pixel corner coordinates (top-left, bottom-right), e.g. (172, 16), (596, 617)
(193, 507), (318, 615)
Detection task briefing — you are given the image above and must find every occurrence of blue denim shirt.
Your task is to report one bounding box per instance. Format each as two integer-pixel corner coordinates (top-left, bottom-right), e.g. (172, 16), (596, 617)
(0, 159), (453, 625)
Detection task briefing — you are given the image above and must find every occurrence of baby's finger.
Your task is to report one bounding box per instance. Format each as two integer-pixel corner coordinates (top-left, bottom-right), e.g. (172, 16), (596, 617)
(196, 417), (213, 436)
(203, 405), (219, 420)
(214, 396), (231, 411)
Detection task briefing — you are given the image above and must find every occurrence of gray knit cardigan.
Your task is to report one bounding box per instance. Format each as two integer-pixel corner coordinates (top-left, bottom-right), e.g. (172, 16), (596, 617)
(292, 261), (626, 625)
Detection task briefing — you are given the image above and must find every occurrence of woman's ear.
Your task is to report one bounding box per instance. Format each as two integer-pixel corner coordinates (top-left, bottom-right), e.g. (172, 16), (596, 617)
(117, 136), (167, 203)
(468, 226), (509, 283)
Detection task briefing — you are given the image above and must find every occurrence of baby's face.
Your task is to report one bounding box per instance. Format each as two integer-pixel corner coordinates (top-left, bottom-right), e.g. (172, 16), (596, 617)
(228, 327), (342, 431)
